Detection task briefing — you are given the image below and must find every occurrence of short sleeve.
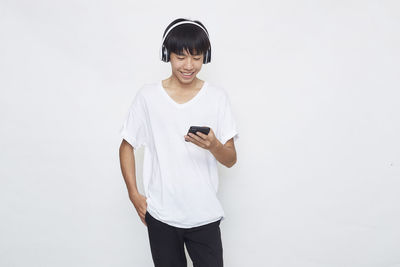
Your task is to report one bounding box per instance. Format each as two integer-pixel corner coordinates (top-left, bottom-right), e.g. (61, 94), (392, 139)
(217, 91), (239, 145)
(119, 92), (148, 150)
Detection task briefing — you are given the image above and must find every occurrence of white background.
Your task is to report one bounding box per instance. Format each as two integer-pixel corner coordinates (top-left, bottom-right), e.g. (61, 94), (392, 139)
(1, 0), (399, 266)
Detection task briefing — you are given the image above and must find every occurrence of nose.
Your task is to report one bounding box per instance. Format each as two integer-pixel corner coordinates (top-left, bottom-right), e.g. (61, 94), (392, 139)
(184, 58), (193, 70)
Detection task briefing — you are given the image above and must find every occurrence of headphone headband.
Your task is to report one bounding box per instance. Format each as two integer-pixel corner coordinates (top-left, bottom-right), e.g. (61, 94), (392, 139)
(161, 21), (209, 45)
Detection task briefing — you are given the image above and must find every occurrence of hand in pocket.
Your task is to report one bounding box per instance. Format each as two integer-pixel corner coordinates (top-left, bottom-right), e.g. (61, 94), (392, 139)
(130, 193), (148, 226)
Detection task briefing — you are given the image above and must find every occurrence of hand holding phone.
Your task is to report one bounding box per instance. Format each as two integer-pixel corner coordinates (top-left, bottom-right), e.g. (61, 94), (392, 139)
(185, 126), (210, 141)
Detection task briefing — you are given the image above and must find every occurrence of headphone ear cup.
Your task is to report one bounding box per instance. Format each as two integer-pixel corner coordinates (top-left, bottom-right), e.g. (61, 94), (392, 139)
(204, 49), (211, 64)
(162, 46), (168, 62)
(165, 49), (169, 62)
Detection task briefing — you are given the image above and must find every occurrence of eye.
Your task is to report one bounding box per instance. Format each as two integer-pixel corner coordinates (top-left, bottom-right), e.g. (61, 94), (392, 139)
(177, 57), (185, 60)
(194, 58), (201, 60)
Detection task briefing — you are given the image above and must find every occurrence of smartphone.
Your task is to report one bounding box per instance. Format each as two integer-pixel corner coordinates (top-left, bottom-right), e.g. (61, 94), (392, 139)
(185, 126), (210, 141)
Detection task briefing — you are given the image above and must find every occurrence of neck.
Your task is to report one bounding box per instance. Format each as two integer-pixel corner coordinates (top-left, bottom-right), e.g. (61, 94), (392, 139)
(166, 75), (200, 90)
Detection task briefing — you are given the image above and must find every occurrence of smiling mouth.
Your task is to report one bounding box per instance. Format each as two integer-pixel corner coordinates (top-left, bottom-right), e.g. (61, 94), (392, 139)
(180, 71), (194, 77)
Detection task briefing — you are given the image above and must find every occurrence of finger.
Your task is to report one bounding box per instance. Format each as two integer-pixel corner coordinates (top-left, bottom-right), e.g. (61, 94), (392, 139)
(187, 134), (202, 146)
(141, 217), (147, 227)
(184, 135), (191, 142)
(187, 135), (205, 148)
(185, 135), (194, 143)
(195, 131), (207, 139)
(139, 210), (146, 218)
(186, 137), (195, 144)
(188, 132), (203, 142)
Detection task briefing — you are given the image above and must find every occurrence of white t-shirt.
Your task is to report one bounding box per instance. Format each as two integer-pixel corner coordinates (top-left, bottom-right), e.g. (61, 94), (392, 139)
(119, 80), (239, 228)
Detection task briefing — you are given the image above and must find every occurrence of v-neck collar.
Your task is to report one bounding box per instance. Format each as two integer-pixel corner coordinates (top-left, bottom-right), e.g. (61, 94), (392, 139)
(159, 80), (208, 109)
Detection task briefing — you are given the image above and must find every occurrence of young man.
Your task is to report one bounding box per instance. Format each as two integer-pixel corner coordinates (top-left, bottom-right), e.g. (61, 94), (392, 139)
(119, 18), (239, 267)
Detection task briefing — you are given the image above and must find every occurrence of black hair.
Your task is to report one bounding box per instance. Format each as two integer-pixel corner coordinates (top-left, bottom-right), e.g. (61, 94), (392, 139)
(162, 18), (211, 57)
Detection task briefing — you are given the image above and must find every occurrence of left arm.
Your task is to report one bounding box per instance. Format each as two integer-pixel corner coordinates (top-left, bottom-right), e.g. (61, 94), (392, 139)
(209, 138), (237, 168)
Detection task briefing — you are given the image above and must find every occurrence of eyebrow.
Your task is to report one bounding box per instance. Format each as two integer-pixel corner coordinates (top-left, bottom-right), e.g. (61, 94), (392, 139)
(177, 54), (202, 57)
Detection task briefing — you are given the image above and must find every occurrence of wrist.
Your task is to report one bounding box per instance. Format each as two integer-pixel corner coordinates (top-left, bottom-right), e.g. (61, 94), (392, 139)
(210, 140), (223, 154)
(128, 190), (140, 199)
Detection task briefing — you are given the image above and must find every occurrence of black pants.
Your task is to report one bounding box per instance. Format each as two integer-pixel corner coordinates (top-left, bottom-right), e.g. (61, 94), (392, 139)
(145, 210), (224, 267)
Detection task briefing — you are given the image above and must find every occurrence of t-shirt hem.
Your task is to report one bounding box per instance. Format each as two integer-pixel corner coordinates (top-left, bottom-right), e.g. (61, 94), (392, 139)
(147, 209), (224, 229)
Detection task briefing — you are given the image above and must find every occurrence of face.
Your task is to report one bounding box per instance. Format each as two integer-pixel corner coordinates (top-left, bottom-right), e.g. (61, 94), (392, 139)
(169, 48), (204, 84)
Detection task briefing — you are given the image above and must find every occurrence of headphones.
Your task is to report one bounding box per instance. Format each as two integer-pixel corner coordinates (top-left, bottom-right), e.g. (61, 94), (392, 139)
(159, 20), (211, 64)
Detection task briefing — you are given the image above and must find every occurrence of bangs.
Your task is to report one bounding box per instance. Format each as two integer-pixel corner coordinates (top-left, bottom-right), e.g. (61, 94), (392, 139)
(163, 23), (210, 56)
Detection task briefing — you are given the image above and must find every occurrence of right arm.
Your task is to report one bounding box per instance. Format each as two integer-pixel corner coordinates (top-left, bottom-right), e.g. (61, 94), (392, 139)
(119, 139), (147, 226)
